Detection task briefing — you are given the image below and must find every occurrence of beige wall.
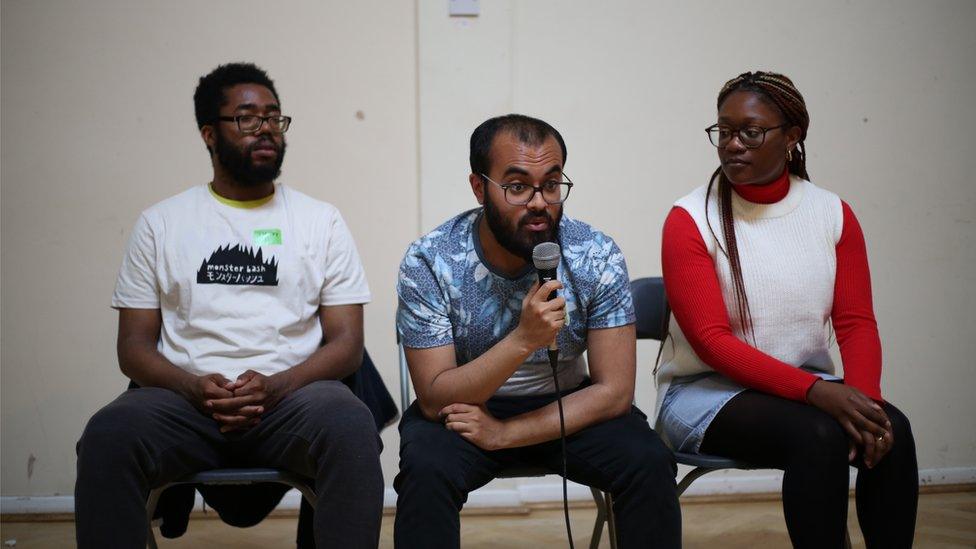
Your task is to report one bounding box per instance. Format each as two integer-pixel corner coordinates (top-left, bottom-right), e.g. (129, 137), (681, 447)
(2, 0), (974, 504)
(1, 0), (418, 497)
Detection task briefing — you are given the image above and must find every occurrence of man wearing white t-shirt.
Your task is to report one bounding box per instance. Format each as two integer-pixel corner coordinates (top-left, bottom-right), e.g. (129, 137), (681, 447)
(75, 63), (383, 548)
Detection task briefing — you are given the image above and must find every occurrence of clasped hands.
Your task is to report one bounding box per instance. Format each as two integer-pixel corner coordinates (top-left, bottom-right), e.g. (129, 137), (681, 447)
(807, 379), (894, 469)
(188, 370), (288, 433)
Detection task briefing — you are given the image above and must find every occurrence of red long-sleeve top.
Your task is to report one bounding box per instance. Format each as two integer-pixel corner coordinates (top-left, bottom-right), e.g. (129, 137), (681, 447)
(661, 171), (883, 402)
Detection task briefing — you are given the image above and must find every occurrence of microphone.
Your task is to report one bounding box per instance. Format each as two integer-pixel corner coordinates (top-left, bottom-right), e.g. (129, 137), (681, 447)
(532, 242), (562, 349)
(532, 242), (560, 299)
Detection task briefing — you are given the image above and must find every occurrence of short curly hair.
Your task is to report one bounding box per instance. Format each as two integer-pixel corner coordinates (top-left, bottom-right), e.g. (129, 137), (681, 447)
(193, 62), (279, 130)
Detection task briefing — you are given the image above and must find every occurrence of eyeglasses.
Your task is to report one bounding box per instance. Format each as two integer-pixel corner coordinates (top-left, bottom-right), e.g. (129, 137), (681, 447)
(480, 173), (574, 205)
(705, 123), (785, 149)
(217, 115), (292, 134)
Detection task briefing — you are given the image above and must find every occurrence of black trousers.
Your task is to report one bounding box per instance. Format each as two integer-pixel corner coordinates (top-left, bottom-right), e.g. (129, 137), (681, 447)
(700, 389), (919, 549)
(75, 380), (384, 548)
(393, 385), (682, 549)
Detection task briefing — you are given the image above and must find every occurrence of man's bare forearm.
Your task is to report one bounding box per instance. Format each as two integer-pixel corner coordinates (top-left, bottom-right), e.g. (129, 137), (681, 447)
(499, 382), (633, 448)
(274, 330), (364, 393)
(118, 339), (195, 398)
(500, 326), (637, 448)
(409, 280), (568, 420)
(117, 308), (199, 399)
(416, 330), (535, 419)
(273, 304), (366, 393)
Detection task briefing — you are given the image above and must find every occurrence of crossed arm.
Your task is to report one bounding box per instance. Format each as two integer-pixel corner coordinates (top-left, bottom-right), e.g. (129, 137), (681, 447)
(405, 281), (636, 450)
(117, 304), (363, 431)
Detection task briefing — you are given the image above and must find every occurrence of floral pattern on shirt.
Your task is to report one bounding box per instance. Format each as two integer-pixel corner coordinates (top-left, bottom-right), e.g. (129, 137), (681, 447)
(396, 209), (634, 369)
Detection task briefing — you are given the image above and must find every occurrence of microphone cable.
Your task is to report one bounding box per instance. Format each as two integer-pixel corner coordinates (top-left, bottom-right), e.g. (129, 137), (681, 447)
(533, 241), (574, 548)
(548, 348), (575, 549)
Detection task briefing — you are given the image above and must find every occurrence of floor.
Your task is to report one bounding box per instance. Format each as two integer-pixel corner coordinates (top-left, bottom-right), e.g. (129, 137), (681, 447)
(1, 490), (973, 548)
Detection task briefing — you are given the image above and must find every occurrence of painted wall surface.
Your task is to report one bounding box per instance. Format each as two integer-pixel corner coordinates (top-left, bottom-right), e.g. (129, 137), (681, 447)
(1, 0), (418, 495)
(2, 0), (974, 504)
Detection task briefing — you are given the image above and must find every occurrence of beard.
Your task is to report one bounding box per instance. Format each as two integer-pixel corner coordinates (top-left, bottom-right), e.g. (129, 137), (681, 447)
(214, 130), (286, 187)
(483, 193), (561, 262)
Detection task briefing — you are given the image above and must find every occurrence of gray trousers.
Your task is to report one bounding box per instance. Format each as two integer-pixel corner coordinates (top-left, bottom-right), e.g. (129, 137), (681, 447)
(75, 380), (384, 548)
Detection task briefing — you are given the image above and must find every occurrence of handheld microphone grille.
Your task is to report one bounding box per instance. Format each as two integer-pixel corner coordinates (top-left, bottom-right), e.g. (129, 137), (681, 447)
(532, 242), (562, 349)
(532, 242), (561, 271)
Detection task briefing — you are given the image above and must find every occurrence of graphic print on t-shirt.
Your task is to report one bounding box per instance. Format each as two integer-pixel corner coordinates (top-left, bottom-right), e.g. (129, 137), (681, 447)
(196, 244), (279, 286)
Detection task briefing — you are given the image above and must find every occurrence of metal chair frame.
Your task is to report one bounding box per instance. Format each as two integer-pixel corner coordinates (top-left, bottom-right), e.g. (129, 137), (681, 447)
(145, 466), (316, 548)
(397, 338), (617, 549)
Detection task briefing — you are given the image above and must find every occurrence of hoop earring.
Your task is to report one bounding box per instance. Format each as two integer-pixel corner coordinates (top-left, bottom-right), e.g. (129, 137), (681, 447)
(787, 149), (793, 162)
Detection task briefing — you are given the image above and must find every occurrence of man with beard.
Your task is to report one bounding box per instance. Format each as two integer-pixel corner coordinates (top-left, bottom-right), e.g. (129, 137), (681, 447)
(74, 63), (383, 548)
(393, 114), (681, 548)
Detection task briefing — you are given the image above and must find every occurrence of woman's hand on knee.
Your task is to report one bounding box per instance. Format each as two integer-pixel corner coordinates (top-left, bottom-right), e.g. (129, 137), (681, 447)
(807, 380), (891, 446)
(855, 427), (894, 468)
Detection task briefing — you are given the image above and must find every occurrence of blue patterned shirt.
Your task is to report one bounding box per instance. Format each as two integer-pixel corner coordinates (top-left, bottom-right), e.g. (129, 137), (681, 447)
(396, 209), (635, 396)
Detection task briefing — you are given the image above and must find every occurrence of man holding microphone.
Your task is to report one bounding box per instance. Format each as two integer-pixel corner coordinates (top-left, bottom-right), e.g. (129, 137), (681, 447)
(394, 114), (680, 548)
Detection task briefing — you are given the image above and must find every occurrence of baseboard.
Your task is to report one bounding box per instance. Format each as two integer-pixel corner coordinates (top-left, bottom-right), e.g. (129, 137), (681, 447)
(3, 466), (974, 516)
(0, 496), (75, 515)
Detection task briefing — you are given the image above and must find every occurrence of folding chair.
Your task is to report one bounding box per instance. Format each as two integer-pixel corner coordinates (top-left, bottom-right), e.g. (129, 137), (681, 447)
(630, 276), (851, 548)
(397, 332), (617, 549)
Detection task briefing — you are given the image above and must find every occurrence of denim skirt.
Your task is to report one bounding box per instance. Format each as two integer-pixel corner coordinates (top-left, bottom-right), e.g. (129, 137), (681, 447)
(658, 369), (840, 453)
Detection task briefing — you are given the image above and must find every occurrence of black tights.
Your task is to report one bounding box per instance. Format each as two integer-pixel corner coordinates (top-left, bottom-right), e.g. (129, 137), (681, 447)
(700, 390), (918, 549)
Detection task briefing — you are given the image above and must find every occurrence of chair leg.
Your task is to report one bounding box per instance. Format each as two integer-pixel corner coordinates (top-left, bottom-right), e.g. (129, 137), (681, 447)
(280, 479), (318, 507)
(604, 492), (617, 549)
(676, 466), (715, 497)
(844, 526), (852, 549)
(589, 486), (606, 549)
(145, 487), (164, 549)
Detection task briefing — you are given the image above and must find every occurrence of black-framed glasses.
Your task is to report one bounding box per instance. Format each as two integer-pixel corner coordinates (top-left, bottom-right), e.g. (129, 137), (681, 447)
(480, 173), (574, 205)
(217, 115), (292, 134)
(705, 123), (785, 149)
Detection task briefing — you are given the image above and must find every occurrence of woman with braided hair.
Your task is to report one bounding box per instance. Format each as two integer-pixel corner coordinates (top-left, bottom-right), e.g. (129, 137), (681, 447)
(656, 71), (918, 547)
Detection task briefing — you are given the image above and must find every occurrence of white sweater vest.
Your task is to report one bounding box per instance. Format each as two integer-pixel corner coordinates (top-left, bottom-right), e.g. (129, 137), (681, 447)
(655, 176), (844, 420)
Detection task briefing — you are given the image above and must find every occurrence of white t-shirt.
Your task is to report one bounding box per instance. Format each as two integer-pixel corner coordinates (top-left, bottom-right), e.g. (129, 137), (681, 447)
(112, 183), (371, 379)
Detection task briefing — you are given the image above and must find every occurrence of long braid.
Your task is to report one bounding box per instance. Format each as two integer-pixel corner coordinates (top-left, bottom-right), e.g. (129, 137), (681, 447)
(705, 71), (810, 342)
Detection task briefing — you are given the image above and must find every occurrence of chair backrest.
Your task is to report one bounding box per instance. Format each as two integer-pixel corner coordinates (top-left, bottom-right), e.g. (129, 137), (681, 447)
(397, 326), (412, 412)
(630, 277), (669, 341)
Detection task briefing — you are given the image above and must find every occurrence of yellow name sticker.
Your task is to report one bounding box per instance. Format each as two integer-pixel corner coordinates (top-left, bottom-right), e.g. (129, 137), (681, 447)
(253, 228), (283, 246)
